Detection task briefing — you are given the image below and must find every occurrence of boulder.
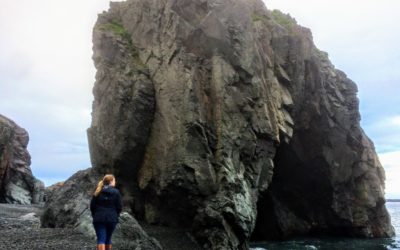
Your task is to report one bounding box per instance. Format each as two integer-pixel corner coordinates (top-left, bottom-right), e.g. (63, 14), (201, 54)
(43, 181), (64, 203)
(75, 210), (162, 250)
(41, 168), (100, 228)
(0, 114), (44, 205)
(41, 168), (162, 249)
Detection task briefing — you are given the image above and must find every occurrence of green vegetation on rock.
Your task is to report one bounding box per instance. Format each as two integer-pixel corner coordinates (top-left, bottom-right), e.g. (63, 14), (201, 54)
(271, 10), (297, 31)
(97, 20), (130, 40)
(97, 20), (147, 71)
(251, 14), (268, 23)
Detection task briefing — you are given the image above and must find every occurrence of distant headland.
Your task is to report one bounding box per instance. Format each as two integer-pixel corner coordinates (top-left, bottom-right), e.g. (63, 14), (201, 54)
(387, 199), (400, 202)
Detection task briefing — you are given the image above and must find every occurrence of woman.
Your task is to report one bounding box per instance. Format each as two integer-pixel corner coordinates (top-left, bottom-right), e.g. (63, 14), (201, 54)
(90, 174), (122, 250)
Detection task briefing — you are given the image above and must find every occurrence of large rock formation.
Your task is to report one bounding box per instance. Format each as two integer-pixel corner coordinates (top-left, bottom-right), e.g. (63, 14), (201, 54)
(41, 168), (162, 249)
(44, 0), (394, 249)
(0, 115), (44, 204)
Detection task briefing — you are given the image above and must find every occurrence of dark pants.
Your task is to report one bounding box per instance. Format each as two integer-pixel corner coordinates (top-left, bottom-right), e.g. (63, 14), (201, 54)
(93, 222), (117, 244)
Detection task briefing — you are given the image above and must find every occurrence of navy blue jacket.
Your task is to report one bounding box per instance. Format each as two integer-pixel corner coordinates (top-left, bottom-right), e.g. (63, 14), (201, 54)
(90, 186), (122, 223)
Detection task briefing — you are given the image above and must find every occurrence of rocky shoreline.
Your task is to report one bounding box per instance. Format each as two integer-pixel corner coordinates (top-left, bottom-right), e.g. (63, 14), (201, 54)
(0, 203), (202, 250)
(0, 203), (93, 250)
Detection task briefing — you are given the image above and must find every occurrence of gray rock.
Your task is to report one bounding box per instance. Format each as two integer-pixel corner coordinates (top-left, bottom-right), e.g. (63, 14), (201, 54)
(0, 114), (45, 205)
(41, 168), (101, 228)
(43, 181), (64, 203)
(51, 0), (394, 249)
(19, 212), (41, 229)
(75, 210), (162, 250)
(114, 212), (162, 249)
(32, 179), (45, 204)
(41, 168), (162, 250)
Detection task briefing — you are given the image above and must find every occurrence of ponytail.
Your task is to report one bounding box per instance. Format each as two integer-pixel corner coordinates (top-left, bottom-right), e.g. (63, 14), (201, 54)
(93, 174), (115, 197)
(94, 180), (104, 197)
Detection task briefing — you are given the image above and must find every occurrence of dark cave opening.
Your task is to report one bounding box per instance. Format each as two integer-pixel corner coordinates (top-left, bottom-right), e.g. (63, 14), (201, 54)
(251, 137), (335, 241)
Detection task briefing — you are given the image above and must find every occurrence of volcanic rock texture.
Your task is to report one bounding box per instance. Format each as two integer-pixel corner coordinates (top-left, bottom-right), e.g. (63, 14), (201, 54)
(49, 0), (394, 249)
(0, 115), (44, 204)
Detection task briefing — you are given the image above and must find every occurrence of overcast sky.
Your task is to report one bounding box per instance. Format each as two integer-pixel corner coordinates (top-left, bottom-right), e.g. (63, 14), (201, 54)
(0, 0), (399, 197)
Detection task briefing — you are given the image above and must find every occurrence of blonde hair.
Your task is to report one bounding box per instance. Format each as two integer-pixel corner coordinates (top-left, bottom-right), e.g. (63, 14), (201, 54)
(94, 174), (115, 196)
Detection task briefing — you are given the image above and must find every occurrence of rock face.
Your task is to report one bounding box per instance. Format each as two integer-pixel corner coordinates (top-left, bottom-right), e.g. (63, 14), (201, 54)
(43, 181), (64, 202)
(46, 0), (394, 249)
(41, 168), (162, 250)
(0, 115), (44, 204)
(41, 168), (100, 228)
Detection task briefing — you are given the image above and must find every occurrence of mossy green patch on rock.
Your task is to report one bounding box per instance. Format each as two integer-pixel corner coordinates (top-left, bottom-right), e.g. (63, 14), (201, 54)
(251, 14), (268, 23)
(271, 10), (297, 31)
(97, 19), (147, 72)
(97, 20), (131, 40)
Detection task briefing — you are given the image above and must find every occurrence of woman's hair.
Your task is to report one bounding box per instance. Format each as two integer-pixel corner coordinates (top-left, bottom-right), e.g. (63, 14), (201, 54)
(94, 174), (115, 197)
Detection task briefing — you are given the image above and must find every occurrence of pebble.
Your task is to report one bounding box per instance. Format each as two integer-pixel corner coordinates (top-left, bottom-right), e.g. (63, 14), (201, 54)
(0, 203), (202, 250)
(0, 203), (93, 250)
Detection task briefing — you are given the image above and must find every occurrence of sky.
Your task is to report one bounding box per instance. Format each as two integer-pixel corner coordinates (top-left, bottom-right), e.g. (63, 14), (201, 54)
(0, 1), (399, 198)
(0, 0), (117, 185)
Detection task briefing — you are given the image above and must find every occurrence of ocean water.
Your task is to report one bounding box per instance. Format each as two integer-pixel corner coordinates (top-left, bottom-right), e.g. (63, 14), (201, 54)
(250, 202), (400, 250)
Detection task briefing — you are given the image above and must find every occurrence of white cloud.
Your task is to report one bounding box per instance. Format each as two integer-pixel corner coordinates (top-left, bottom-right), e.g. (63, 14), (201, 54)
(371, 116), (400, 129)
(0, 0), (111, 108)
(379, 151), (400, 198)
(0, 0), (119, 185)
(388, 116), (400, 127)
